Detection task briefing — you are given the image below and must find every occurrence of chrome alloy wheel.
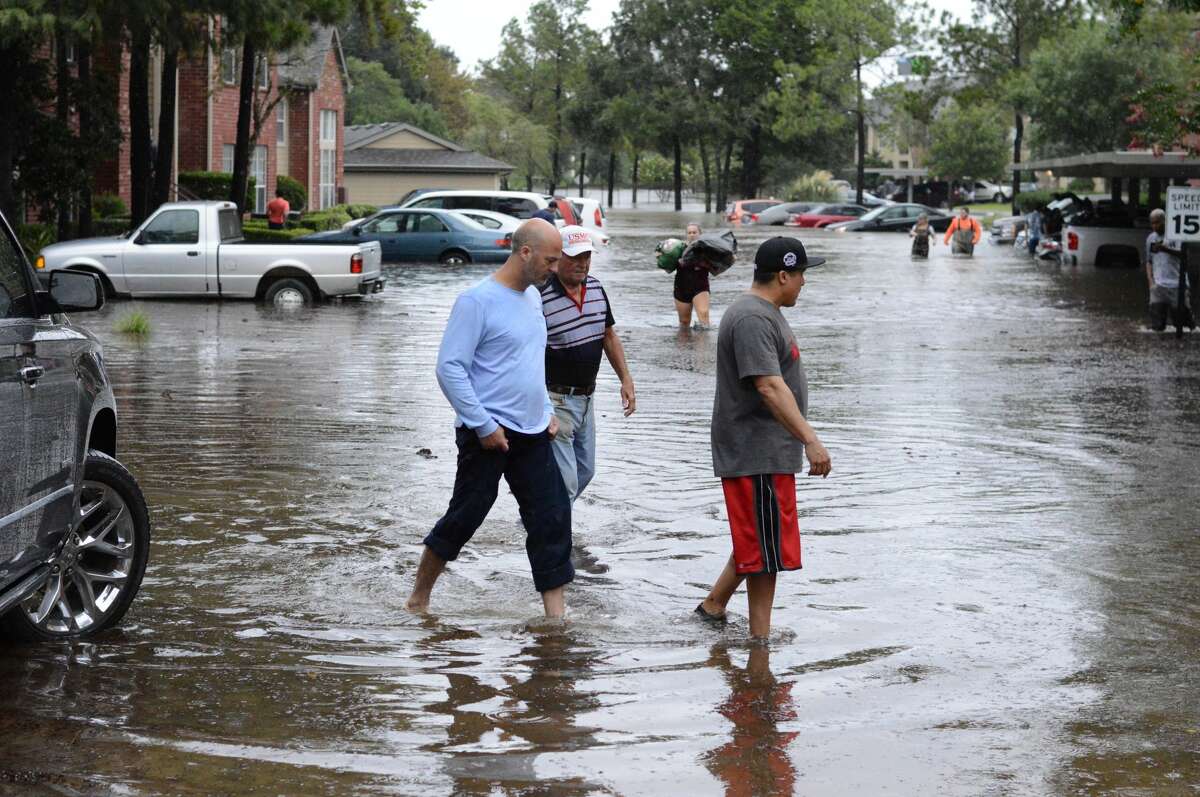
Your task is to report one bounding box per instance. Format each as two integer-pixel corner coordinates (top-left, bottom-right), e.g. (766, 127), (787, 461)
(21, 481), (137, 635)
(272, 286), (307, 307)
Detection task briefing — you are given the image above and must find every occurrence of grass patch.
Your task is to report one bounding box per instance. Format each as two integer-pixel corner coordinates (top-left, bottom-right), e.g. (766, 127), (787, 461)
(116, 309), (151, 336)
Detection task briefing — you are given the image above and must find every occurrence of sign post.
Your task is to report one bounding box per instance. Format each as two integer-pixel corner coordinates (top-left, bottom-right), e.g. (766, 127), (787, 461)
(1165, 187), (1200, 338)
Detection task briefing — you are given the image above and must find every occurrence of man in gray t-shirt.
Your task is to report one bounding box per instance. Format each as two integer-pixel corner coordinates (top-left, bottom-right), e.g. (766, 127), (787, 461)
(695, 236), (832, 640)
(1145, 208), (1195, 332)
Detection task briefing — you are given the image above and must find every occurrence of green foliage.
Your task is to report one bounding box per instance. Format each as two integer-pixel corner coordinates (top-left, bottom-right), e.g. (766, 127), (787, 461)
(342, 203), (378, 219)
(179, 171), (255, 208)
(345, 56), (451, 137)
(241, 222), (311, 241)
(115, 310), (151, 336)
(16, 223), (55, 257)
(927, 101), (1010, 181)
(92, 194), (128, 219)
(1067, 177), (1095, 193)
(1016, 190), (1055, 213)
(786, 171), (842, 202)
(94, 218), (133, 236)
(275, 174), (306, 212)
(299, 207), (352, 231)
(462, 90), (551, 191)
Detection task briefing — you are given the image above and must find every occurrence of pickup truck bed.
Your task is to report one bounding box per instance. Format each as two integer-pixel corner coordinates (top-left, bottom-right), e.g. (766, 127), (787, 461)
(1063, 223), (1148, 268)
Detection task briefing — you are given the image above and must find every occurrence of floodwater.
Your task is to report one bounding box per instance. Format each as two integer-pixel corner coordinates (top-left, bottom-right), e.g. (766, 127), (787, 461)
(2, 211), (1199, 795)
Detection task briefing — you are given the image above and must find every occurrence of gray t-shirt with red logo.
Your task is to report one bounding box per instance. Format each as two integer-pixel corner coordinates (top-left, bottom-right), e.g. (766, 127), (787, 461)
(711, 293), (809, 478)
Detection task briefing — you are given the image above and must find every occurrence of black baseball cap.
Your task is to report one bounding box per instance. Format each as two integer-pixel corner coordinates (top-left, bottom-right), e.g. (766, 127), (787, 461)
(753, 236), (825, 275)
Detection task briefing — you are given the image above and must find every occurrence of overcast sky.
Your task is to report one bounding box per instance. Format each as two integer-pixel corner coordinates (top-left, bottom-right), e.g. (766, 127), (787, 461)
(417, 0), (968, 82)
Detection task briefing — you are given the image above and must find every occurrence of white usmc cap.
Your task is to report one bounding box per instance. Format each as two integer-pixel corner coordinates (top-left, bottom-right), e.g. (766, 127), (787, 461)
(560, 225), (595, 256)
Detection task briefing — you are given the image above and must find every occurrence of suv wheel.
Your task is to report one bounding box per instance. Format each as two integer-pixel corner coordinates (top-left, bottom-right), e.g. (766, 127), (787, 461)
(2, 451), (150, 641)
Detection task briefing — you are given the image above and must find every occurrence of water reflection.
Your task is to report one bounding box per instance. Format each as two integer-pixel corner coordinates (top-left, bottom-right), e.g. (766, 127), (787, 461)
(703, 644), (798, 796)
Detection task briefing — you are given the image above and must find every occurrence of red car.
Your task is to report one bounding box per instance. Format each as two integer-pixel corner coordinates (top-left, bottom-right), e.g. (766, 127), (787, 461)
(725, 198), (780, 224)
(785, 203), (868, 228)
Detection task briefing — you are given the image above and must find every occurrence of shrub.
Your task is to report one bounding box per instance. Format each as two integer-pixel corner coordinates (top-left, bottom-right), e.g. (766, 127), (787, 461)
(241, 222), (312, 242)
(299, 207), (353, 231)
(115, 310), (151, 336)
(94, 217), (133, 236)
(16, 223), (56, 257)
(1016, 190), (1055, 213)
(92, 193), (128, 219)
(275, 174), (306, 211)
(786, 170), (841, 203)
(1067, 177), (1095, 193)
(344, 203), (378, 219)
(178, 171), (256, 208)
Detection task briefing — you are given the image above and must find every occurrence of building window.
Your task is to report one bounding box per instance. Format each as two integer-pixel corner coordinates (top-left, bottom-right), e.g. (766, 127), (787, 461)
(255, 54), (269, 90)
(252, 145), (267, 213)
(276, 98), (287, 145)
(221, 46), (237, 85)
(319, 109), (337, 209)
(222, 144), (235, 173)
(64, 39), (75, 65)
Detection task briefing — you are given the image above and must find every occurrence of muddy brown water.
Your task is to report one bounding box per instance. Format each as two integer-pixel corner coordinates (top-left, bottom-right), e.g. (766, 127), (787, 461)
(2, 211), (1199, 795)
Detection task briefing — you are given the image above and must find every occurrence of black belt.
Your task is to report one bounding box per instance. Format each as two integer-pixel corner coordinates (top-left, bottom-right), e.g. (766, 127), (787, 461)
(548, 383), (595, 397)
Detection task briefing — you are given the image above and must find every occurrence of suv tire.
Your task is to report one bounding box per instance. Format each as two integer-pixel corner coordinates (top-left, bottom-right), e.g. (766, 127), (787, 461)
(264, 277), (315, 307)
(2, 451), (151, 641)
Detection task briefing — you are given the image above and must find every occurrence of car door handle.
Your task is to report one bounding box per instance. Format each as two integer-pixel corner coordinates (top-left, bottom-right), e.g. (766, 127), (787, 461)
(20, 365), (45, 385)
(187, 251), (199, 256)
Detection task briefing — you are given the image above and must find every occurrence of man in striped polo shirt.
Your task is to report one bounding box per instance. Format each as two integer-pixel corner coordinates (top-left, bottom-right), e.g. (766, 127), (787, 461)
(541, 225), (636, 502)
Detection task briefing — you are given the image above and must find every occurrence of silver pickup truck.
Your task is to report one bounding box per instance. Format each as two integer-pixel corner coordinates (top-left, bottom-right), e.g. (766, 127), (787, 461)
(35, 201), (384, 306)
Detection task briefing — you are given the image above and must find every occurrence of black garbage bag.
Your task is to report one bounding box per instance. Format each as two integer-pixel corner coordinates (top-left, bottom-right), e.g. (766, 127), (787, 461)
(679, 230), (738, 275)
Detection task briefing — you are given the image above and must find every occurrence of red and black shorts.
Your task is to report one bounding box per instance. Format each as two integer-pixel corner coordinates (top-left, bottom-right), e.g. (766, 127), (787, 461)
(721, 474), (802, 576)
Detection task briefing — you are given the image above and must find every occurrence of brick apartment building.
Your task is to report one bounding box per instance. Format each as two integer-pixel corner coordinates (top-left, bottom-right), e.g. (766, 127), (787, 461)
(96, 23), (349, 214)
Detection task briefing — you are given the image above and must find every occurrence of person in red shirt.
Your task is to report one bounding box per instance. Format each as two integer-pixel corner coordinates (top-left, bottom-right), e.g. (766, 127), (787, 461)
(266, 189), (290, 230)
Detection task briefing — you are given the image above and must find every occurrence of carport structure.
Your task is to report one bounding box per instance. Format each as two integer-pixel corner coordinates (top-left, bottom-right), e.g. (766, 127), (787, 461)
(863, 167), (929, 202)
(1015, 150), (1200, 210)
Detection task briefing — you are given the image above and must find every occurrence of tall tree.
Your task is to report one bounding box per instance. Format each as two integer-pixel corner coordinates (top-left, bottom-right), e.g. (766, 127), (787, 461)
(926, 99), (1010, 180)
(938, 0), (1078, 212)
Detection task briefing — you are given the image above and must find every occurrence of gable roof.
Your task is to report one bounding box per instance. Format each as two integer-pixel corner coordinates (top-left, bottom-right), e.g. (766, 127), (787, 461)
(278, 27), (350, 91)
(344, 148), (514, 174)
(344, 122), (465, 153)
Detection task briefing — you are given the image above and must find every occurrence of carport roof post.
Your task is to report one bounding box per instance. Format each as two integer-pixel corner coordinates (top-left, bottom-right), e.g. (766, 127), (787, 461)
(1012, 150), (1200, 179)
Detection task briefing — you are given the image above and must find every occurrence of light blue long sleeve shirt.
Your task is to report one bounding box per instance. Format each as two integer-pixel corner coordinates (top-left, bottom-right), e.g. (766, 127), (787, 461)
(436, 277), (552, 437)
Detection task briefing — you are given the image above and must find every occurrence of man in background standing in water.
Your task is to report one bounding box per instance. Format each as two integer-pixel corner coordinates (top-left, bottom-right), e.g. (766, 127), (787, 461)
(943, 206), (982, 255)
(675, 222), (712, 329)
(541, 225), (636, 503)
(695, 236), (832, 640)
(406, 219), (574, 619)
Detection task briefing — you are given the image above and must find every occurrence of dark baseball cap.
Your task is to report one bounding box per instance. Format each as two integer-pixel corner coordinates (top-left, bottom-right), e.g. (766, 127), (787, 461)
(753, 236), (825, 274)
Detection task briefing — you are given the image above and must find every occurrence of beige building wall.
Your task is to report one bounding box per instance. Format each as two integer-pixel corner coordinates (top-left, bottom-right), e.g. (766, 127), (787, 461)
(365, 130), (447, 150)
(344, 171), (503, 205)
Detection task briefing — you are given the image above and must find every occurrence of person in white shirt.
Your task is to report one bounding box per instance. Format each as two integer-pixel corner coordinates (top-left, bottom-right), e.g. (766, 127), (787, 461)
(1145, 208), (1195, 332)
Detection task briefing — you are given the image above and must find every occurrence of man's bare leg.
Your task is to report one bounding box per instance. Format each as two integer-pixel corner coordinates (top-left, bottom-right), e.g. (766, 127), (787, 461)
(674, 299), (693, 327)
(701, 554), (745, 618)
(541, 586), (566, 619)
(405, 546), (447, 612)
(746, 572), (777, 640)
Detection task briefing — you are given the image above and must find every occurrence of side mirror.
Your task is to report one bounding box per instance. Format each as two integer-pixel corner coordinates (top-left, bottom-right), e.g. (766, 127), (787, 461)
(352, 226), (362, 237)
(38, 270), (104, 314)
(132, 232), (146, 245)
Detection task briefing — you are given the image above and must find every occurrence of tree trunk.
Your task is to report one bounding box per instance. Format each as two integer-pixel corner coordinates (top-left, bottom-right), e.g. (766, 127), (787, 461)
(607, 150), (615, 208)
(578, 150), (586, 197)
(855, 60), (866, 207)
(699, 137), (712, 213)
(128, 25), (153, 225)
(77, 43), (93, 238)
(229, 38), (257, 213)
(672, 135), (682, 211)
(741, 124), (762, 198)
(1011, 110), (1023, 215)
(55, 24), (72, 241)
(152, 46), (178, 207)
(716, 139), (733, 213)
(550, 66), (562, 195)
(525, 171), (533, 192)
(632, 151), (639, 206)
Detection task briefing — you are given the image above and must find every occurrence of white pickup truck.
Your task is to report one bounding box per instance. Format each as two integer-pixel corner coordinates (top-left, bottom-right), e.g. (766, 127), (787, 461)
(1063, 222), (1149, 268)
(35, 201), (384, 306)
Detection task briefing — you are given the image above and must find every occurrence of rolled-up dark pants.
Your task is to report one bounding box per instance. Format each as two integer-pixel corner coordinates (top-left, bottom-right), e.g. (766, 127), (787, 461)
(424, 426), (574, 593)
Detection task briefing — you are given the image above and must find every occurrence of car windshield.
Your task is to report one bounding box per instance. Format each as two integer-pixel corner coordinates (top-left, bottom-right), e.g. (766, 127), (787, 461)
(858, 206), (890, 222)
(743, 201), (779, 213)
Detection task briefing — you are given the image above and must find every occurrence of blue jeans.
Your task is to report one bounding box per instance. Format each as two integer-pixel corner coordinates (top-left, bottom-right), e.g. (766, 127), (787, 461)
(549, 392), (596, 503)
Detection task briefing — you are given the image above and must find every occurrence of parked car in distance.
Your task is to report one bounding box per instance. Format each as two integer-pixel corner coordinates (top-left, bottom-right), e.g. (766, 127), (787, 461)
(748, 202), (818, 226)
(449, 209), (521, 233)
(401, 190), (580, 226)
(829, 204), (952, 232)
(725, 198), (781, 223)
(1, 208), (151, 640)
(304, 208), (512, 264)
(785, 203), (868, 228)
(968, 180), (1010, 203)
(36, 201), (384, 307)
(891, 181), (951, 208)
(990, 215), (1026, 244)
(566, 197), (611, 245)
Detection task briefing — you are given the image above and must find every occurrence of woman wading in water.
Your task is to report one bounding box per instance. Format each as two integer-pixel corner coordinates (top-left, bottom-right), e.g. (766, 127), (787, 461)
(675, 223), (712, 328)
(910, 213), (935, 258)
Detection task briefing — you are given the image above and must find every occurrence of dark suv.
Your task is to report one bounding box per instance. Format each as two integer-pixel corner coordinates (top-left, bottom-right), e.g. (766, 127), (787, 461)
(0, 210), (149, 640)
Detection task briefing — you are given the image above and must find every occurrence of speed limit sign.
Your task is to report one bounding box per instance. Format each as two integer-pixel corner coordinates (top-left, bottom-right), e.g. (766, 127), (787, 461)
(1167, 186), (1200, 240)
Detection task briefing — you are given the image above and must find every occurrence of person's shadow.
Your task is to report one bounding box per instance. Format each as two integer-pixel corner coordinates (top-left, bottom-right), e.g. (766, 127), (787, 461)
(702, 644), (800, 796)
